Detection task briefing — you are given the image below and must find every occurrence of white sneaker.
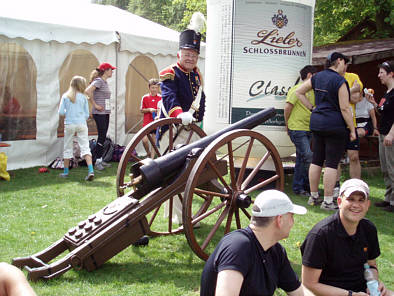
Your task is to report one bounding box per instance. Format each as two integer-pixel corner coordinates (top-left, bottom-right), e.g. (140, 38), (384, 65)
(320, 201), (338, 211)
(59, 173), (69, 178)
(95, 161), (105, 171)
(101, 161), (112, 168)
(85, 172), (94, 181)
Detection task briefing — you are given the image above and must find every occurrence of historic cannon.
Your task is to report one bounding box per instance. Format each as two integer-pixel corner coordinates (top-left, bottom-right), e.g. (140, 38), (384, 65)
(12, 108), (284, 281)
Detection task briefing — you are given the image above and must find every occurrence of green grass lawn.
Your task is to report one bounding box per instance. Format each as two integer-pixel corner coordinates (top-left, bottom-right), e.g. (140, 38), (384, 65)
(0, 164), (392, 295)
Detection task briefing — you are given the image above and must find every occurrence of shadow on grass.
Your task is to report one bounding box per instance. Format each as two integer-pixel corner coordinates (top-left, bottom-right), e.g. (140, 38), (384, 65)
(26, 221), (235, 290)
(37, 245), (205, 291)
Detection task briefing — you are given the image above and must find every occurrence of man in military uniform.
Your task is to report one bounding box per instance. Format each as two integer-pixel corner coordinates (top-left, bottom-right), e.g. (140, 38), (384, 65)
(158, 13), (206, 225)
(159, 14), (206, 126)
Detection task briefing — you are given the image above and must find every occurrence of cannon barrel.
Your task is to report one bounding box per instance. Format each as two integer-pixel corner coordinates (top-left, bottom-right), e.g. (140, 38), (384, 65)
(131, 108), (276, 197)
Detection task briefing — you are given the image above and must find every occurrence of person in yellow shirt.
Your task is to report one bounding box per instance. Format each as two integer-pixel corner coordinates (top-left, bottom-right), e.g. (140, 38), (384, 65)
(333, 71), (363, 198)
(284, 65), (317, 197)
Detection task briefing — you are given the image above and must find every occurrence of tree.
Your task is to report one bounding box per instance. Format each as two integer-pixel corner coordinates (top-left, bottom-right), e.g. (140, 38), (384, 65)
(314, 0), (393, 45)
(173, 0), (206, 32)
(94, 0), (392, 46)
(92, 0), (129, 10)
(127, 0), (187, 31)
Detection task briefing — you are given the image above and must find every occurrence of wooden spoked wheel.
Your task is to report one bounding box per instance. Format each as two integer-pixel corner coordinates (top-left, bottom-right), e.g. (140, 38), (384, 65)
(182, 129), (284, 260)
(116, 117), (206, 235)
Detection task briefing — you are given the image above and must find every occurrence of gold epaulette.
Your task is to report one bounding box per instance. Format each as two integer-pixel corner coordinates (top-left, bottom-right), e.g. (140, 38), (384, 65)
(159, 65), (176, 81)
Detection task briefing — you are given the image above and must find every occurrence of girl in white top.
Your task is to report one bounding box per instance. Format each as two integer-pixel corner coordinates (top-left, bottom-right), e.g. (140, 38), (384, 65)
(355, 95), (379, 138)
(58, 76), (94, 181)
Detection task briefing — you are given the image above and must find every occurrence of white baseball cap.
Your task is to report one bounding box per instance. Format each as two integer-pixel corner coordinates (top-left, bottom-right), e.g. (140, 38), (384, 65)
(339, 179), (369, 198)
(252, 190), (307, 217)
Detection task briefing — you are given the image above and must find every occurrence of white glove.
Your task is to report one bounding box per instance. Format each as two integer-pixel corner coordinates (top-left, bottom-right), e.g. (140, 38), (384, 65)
(177, 112), (194, 125)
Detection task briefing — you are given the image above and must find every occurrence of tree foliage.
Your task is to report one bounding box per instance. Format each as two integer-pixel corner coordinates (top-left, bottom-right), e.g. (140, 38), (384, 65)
(313, 0), (393, 45)
(92, 0), (129, 10)
(126, 0), (187, 31)
(94, 0), (392, 46)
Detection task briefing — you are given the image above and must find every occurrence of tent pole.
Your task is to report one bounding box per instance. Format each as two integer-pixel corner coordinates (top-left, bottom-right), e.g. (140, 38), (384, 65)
(114, 32), (121, 144)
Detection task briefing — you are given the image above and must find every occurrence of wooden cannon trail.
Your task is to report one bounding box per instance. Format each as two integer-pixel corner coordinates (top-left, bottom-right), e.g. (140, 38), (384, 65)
(12, 108), (284, 281)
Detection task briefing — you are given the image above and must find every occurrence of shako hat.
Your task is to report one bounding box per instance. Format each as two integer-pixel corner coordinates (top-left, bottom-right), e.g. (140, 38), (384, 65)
(179, 12), (205, 54)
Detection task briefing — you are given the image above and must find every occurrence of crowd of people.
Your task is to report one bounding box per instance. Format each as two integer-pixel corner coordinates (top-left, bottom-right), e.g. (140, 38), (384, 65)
(3, 15), (393, 295)
(2, 179), (392, 295)
(287, 54), (393, 213)
(18, 10), (392, 295)
(201, 180), (392, 296)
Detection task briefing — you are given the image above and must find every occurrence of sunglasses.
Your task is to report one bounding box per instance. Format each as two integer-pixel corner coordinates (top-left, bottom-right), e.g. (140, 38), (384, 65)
(380, 61), (392, 73)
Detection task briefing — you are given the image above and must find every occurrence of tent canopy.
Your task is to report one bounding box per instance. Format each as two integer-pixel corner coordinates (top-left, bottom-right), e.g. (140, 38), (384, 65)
(0, 0), (183, 56)
(0, 1), (206, 170)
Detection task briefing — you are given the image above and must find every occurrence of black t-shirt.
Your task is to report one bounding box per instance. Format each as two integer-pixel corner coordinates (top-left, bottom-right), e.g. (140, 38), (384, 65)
(378, 88), (394, 135)
(200, 226), (301, 296)
(310, 69), (350, 131)
(301, 212), (380, 292)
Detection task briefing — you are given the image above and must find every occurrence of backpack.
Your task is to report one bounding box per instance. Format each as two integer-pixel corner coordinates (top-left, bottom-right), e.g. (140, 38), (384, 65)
(102, 137), (114, 162)
(112, 144), (125, 162)
(111, 145), (138, 162)
(49, 157), (76, 169)
(79, 139), (97, 166)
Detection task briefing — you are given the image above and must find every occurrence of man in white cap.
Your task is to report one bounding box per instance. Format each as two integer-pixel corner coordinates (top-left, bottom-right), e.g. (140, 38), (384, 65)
(200, 189), (309, 296)
(301, 179), (390, 296)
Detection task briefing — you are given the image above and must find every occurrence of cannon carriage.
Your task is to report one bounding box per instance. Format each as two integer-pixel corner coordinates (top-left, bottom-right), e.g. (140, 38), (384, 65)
(12, 108), (284, 280)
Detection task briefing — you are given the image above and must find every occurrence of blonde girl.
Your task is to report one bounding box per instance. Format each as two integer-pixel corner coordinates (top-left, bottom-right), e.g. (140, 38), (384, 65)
(58, 76), (94, 181)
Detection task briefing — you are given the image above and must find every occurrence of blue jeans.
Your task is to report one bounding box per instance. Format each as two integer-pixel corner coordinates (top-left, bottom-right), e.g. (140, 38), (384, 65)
(288, 130), (313, 193)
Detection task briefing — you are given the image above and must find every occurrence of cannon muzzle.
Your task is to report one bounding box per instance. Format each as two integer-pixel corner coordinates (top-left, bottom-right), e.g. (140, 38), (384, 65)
(131, 108), (276, 197)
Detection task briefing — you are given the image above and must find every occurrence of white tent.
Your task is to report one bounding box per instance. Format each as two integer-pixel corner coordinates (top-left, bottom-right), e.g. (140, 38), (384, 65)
(0, 0), (205, 170)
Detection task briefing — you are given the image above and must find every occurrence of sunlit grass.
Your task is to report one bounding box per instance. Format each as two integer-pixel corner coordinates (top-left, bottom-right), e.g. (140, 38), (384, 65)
(0, 164), (392, 295)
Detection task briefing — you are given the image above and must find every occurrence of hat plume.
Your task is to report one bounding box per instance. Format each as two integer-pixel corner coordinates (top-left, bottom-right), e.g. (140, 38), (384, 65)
(187, 12), (206, 34)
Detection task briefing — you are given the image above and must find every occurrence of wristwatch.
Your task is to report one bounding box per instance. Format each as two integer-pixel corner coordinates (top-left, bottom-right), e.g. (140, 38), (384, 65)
(348, 290), (353, 296)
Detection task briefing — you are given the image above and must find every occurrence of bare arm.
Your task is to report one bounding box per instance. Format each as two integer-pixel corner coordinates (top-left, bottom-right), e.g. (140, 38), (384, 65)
(350, 92), (362, 104)
(367, 259), (389, 296)
(368, 108), (379, 136)
(295, 79), (314, 111)
(365, 93), (380, 115)
(338, 83), (356, 141)
(384, 124), (394, 146)
(141, 108), (156, 114)
(85, 84), (95, 100)
(215, 270), (243, 296)
(302, 265), (368, 296)
(350, 79), (361, 95)
(0, 262), (37, 296)
(284, 102), (294, 133)
(287, 284), (312, 296)
(85, 84), (103, 111)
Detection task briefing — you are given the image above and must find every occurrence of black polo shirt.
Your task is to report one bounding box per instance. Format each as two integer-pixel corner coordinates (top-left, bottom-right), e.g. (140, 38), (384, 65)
(200, 226), (301, 296)
(301, 212), (380, 292)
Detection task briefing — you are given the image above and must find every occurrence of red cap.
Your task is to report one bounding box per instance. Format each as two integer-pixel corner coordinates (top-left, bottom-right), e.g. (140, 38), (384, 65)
(98, 63), (116, 71)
